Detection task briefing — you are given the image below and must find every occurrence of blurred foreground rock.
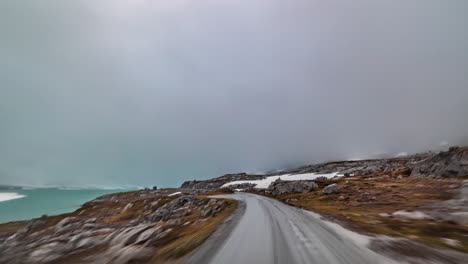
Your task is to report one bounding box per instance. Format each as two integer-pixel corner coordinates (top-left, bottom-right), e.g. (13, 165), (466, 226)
(0, 190), (230, 264)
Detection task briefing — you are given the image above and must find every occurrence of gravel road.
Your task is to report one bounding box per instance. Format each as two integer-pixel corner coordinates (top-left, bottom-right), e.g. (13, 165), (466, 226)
(191, 193), (395, 264)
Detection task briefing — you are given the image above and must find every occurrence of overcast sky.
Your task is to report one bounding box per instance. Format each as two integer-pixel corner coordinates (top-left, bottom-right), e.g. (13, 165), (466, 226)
(1, 1), (468, 187)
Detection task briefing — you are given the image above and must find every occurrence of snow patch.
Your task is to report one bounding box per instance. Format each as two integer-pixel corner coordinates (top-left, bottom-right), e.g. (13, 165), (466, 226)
(168, 191), (182, 197)
(441, 238), (461, 247)
(306, 211), (371, 247)
(392, 210), (431, 220)
(221, 172), (338, 189)
(395, 152), (408, 157)
(0, 192), (26, 202)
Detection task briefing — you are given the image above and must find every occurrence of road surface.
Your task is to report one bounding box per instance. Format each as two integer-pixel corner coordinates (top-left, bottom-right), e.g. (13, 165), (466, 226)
(191, 193), (394, 264)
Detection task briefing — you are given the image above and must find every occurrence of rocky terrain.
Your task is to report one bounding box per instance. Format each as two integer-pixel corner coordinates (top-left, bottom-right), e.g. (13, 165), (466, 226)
(178, 149), (440, 191)
(181, 146), (468, 259)
(276, 152), (433, 176)
(0, 189), (236, 264)
(180, 173), (265, 190)
(411, 146), (468, 178)
(1, 146), (468, 263)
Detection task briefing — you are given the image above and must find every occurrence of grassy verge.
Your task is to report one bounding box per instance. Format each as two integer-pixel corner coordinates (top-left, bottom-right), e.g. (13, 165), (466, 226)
(264, 174), (468, 252)
(149, 199), (237, 262)
(200, 188), (234, 196)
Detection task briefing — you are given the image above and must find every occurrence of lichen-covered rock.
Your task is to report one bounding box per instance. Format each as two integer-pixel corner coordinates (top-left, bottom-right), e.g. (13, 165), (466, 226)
(322, 183), (340, 195)
(267, 180), (318, 195)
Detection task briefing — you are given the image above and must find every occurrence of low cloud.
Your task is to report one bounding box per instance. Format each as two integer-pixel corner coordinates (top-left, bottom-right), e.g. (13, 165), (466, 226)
(1, 1), (467, 187)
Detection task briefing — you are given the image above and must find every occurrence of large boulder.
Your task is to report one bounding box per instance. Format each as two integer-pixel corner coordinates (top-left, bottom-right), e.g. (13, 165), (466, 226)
(411, 146), (468, 178)
(322, 183), (340, 195)
(267, 180), (318, 195)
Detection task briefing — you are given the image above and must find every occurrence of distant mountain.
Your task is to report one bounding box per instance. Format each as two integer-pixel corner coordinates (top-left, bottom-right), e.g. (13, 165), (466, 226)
(0, 185), (22, 190)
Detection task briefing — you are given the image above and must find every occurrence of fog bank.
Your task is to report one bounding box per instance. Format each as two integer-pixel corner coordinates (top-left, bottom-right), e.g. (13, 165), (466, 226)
(1, 1), (468, 187)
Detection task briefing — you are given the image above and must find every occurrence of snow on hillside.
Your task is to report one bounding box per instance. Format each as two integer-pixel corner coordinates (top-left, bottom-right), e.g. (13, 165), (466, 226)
(0, 192), (26, 202)
(221, 172), (338, 189)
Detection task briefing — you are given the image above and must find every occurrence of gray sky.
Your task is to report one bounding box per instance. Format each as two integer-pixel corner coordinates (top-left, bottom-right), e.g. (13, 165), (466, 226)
(1, 1), (468, 187)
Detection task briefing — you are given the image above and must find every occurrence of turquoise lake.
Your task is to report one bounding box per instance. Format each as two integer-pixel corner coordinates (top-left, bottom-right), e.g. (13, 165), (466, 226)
(0, 188), (124, 223)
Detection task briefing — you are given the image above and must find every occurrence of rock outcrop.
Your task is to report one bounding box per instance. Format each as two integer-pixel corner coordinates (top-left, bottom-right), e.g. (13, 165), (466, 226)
(411, 146), (468, 178)
(273, 153), (433, 177)
(180, 173), (265, 190)
(322, 183), (340, 195)
(178, 152), (440, 192)
(267, 180), (318, 196)
(225, 183), (256, 190)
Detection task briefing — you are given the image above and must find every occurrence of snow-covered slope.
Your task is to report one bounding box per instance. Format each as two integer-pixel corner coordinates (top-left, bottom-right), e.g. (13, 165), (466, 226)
(221, 172), (338, 189)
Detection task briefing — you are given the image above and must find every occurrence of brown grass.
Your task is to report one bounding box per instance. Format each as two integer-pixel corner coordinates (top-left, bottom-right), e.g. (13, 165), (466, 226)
(201, 188), (234, 196)
(0, 190), (239, 264)
(266, 174), (468, 252)
(149, 199), (237, 262)
(101, 196), (177, 224)
(0, 221), (27, 235)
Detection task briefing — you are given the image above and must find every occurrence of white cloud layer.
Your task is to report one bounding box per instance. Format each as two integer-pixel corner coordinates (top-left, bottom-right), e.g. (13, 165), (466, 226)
(1, 1), (468, 187)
